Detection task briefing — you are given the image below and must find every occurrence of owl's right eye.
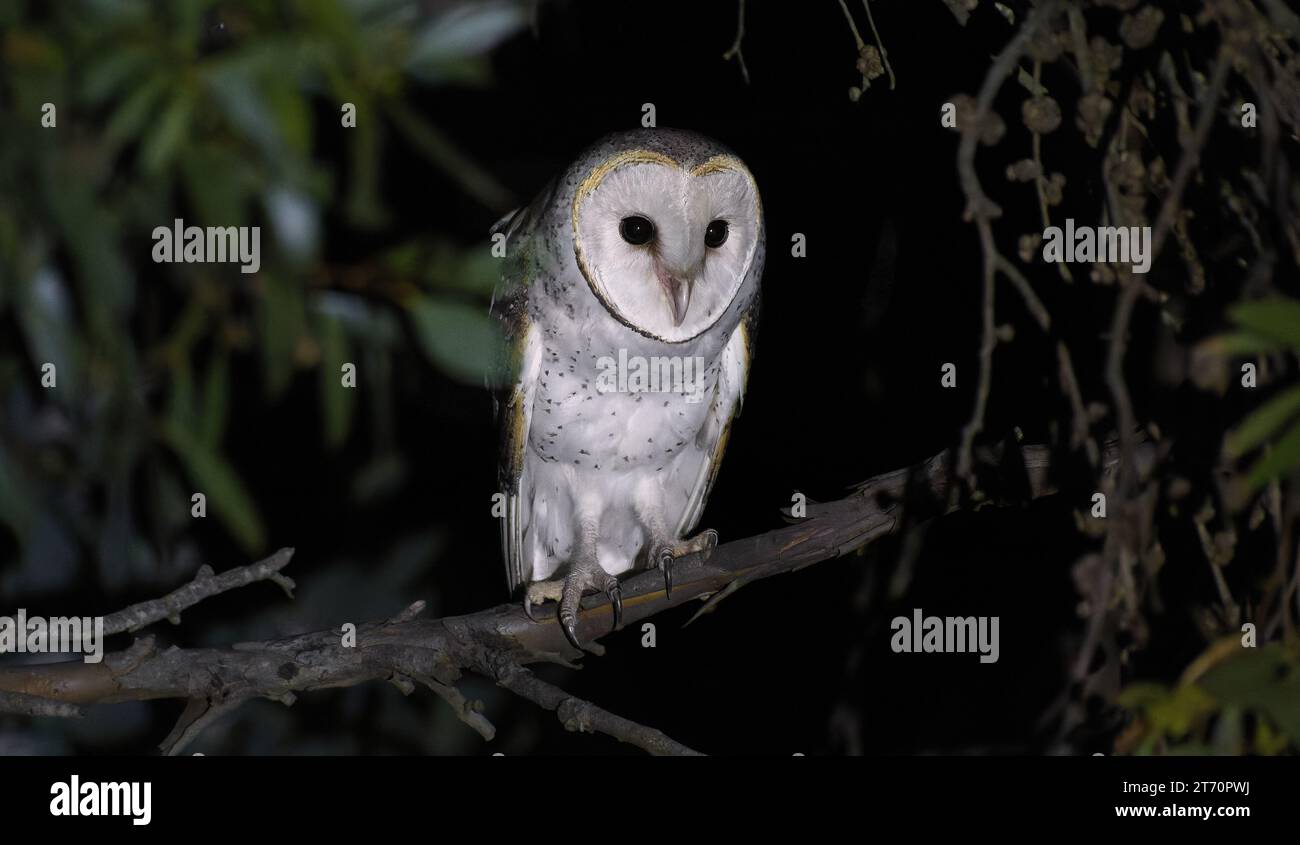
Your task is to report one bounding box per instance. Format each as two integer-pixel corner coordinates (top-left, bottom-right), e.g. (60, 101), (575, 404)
(619, 216), (655, 246)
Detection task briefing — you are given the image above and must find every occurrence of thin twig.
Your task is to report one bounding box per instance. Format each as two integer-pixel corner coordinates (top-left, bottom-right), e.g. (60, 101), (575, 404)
(861, 0), (896, 90)
(1107, 48), (1231, 492)
(101, 548), (296, 635)
(722, 0), (750, 84)
(838, 0), (866, 49)
(954, 1), (1064, 483)
(495, 664), (703, 756)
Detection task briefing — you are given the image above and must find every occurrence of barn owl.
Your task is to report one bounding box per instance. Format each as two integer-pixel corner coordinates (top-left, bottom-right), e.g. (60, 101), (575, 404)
(491, 128), (763, 648)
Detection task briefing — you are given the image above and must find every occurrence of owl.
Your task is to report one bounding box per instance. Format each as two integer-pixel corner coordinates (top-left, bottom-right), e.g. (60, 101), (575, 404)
(491, 128), (763, 648)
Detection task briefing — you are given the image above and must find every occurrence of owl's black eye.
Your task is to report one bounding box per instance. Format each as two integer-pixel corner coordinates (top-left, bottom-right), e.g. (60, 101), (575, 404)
(704, 219), (729, 248)
(619, 216), (655, 245)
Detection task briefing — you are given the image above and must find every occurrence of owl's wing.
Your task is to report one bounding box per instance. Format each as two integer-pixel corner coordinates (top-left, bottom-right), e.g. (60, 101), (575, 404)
(490, 185), (555, 594)
(676, 302), (759, 537)
(495, 320), (541, 594)
(489, 175), (558, 260)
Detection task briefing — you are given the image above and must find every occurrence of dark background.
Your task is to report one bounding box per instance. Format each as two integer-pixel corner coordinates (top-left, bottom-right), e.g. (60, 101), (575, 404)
(1, 0), (1282, 755)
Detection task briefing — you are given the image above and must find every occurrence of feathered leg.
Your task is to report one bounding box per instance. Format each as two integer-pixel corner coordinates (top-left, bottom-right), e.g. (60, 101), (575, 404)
(522, 515), (621, 649)
(636, 501), (718, 599)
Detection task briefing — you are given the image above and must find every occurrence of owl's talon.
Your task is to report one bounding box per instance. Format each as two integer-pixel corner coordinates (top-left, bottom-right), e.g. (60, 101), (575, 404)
(700, 529), (719, 556)
(523, 580), (564, 624)
(560, 613), (582, 651)
(607, 581), (623, 631)
(658, 551), (674, 600)
(535, 563), (620, 648)
(557, 569), (589, 650)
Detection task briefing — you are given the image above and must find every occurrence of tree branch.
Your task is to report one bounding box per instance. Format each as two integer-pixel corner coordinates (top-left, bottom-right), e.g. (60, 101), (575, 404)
(0, 441), (1134, 754)
(103, 547), (296, 636)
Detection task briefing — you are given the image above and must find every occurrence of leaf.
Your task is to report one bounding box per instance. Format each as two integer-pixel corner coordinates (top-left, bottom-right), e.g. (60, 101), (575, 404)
(162, 420), (265, 554)
(1016, 66), (1046, 96)
(316, 312), (355, 449)
(263, 184), (319, 263)
(1255, 718), (1290, 755)
(200, 350), (229, 450)
(81, 47), (151, 105)
(1245, 420), (1300, 489)
(181, 145), (251, 229)
(352, 452), (408, 505)
(3, 28), (64, 71)
(428, 241), (499, 296)
(1117, 682), (1169, 708)
(258, 275), (308, 399)
(385, 102), (514, 210)
(344, 111), (389, 229)
(1198, 644), (1300, 743)
(167, 357), (197, 432)
(408, 295), (505, 386)
(1143, 685), (1217, 738)
(16, 268), (83, 397)
(104, 74), (168, 144)
(1201, 331), (1283, 357)
(1229, 298), (1300, 350)
(1119, 681), (1218, 744)
(405, 0), (526, 81)
(141, 91), (194, 173)
(204, 64), (282, 158)
(1226, 385), (1300, 457)
(0, 443), (35, 543)
(264, 78), (312, 156)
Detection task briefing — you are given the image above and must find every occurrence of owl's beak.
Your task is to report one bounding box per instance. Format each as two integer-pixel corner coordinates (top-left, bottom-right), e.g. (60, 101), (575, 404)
(656, 265), (693, 326)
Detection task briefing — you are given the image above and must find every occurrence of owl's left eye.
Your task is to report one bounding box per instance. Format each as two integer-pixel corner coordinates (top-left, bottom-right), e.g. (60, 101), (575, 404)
(704, 219), (729, 248)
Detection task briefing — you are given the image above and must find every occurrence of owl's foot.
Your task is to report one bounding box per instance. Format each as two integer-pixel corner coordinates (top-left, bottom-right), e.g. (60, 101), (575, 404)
(523, 580), (564, 623)
(523, 565), (622, 650)
(654, 529), (719, 600)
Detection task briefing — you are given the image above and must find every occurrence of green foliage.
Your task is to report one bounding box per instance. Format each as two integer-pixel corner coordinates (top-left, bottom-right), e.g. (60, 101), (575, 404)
(409, 295), (505, 386)
(1118, 643), (1300, 755)
(0, 0), (524, 575)
(1218, 297), (1300, 490)
(1199, 644), (1300, 743)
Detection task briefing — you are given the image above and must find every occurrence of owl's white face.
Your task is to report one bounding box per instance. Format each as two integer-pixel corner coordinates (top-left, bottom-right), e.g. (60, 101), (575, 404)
(572, 150), (760, 343)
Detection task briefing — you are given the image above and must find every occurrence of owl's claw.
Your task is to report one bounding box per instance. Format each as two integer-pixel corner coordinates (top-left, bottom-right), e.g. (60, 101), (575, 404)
(541, 564), (621, 650)
(607, 581), (623, 631)
(699, 529), (720, 553)
(652, 528), (719, 601)
(523, 580), (564, 623)
(658, 550), (674, 600)
(560, 614), (582, 651)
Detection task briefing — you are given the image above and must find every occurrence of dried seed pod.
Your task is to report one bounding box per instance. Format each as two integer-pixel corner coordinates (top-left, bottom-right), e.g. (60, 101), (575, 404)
(1018, 233), (1042, 264)
(856, 44), (885, 81)
(1044, 172), (1066, 206)
(1006, 159), (1041, 182)
(1027, 28), (1064, 63)
(1022, 95), (1062, 134)
(952, 94), (1006, 145)
(1077, 93), (1113, 147)
(1090, 263), (1116, 285)
(1120, 7), (1164, 49)
(1090, 37), (1123, 74)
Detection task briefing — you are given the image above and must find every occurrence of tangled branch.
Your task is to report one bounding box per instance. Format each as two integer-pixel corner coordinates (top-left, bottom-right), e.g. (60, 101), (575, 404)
(0, 440), (1136, 755)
